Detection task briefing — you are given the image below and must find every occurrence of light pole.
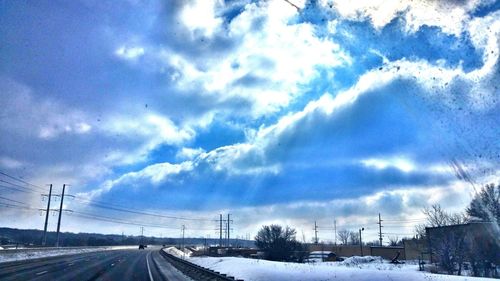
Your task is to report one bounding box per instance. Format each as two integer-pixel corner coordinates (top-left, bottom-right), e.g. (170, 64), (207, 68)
(359, 228), (364, 256)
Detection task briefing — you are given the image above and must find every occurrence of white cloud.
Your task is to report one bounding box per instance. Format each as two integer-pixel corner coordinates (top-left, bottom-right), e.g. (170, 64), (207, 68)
(101, 113), (195, 164)
(219, 180), (477, 242)
(0, 176), (479, 241)
(115, 45), (145, 60)
(197, 143), (281, 175)
(176, 147), (205, 160)
(0, 78), (93, 140)
(83, 161), (194, 199)
(180, 0), (222, 37)
(327, 0), (489, 36)
(165, 1), (350, 116)
(361, 157), (416, 173)
(0, 156), (24, 169)
(95, 46), (498, 194)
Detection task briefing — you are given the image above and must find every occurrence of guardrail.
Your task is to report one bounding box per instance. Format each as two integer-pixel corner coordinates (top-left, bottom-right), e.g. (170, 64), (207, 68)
(159, 250), (244, 281)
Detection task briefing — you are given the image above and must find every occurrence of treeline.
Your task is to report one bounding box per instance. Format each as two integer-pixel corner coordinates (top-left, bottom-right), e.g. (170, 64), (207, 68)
(0, 227), (253, 248)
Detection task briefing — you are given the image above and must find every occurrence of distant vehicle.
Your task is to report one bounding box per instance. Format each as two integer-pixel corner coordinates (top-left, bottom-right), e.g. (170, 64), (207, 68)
(138, 244), (145, 250)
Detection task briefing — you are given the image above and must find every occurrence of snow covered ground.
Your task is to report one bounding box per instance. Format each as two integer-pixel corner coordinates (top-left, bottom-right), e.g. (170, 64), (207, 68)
(0, 245), (138, 263)
(164, 246), (193, 257)
(189, 255), (496, 281)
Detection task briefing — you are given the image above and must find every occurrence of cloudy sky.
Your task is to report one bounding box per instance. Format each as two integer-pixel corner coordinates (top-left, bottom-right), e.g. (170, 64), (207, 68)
(0, 0), (499, 243)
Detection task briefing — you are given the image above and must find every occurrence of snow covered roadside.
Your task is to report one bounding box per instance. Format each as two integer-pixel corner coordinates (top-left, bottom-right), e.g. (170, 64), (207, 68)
(163, 246), (193, 258)
(189, 256), (495, 281)
(0, 245), (138, 263)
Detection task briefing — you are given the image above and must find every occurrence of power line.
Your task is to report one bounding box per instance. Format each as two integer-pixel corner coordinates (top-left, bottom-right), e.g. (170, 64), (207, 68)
(0, 173), (216, 231)
(0, 171), (215, 223)
(0, 195), (29, 206)
(69, 210), (215, 231)
(0, 179), (41, 193)
(72, 197), (213, 222)
(0, 200), (212, 231)
(0, 202), (40, 212)
(0, 171), (44, 191)
(70, 210), (184, 230)
(0, 184), (34, 194)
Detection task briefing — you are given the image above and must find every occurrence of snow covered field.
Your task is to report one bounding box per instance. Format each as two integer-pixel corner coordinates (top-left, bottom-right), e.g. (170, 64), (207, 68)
(189, 255), (495, 281)
(0, 245), (138, 263)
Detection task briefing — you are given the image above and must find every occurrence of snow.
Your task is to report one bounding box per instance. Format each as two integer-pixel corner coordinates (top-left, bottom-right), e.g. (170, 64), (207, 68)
(0, 245), (137, 263)
(189, 256), (495, 281)
(163, 246), (192, 258)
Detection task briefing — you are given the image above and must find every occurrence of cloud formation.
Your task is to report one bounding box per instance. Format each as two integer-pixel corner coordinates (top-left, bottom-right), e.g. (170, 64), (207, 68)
(0, 0), (498, 239)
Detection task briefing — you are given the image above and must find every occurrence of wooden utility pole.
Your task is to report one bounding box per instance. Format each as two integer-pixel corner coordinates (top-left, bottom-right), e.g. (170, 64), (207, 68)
(314, 221), (318, 244)
(359, 228), (364, 256)
(334, 219), (337, 246)
(181, 225), (186, 259)
(227, 214), (231, 247)
(219, 214), (223, 247)
(378, 213), (383, 246)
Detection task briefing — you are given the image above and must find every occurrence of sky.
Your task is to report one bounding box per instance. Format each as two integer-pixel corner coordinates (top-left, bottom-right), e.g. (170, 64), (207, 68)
(0, 0), (499, 244)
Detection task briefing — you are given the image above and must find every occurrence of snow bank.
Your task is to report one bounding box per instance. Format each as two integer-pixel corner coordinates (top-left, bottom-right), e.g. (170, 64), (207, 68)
(163, 246), (192, 258)
(337, 255), (384, 266)
(189, 256), (495, 281)
(0, 245), (137, 263)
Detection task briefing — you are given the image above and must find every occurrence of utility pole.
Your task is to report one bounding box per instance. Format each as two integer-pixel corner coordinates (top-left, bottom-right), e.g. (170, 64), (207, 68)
(359, 228), (364, 256)
(314, 221), (318, 244)
(181, 225), (185, 259)
(227, 214), (231, 247)
(42, 184), (52, 246)
(334, 219), (337, 246)
(219, 214), (223, 247)
(55, 184), (66, 247)
(140, 227), (144, 245)
(378, 213), (383, 246)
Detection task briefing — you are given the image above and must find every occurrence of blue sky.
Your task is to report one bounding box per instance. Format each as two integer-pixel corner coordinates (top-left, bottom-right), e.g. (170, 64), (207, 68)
(0, 0), (499, 242)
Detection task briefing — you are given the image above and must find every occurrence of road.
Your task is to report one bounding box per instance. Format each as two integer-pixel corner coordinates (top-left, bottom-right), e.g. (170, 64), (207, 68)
(0, 247), (193, 281)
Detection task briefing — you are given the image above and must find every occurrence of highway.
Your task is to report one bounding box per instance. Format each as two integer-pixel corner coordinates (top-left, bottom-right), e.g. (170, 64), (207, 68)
(0, 247), (193, 281)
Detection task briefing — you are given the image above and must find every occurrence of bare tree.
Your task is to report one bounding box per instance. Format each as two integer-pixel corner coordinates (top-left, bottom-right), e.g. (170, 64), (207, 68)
(337, 229), (350, 245)
(423, 204), (468, 275)
(388, 236), (400, 246)
(415, 205), (467, 239)
(414, 224), (426, 239)
(349, 231), (360, 245)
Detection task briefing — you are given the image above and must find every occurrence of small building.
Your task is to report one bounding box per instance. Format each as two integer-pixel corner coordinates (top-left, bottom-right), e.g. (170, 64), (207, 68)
(426, 222), (499, 266)
(369, 246), (405, 260)
(403, 238), (428, 260)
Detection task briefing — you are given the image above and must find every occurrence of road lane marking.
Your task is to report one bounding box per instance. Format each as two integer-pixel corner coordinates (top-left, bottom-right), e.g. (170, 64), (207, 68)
(36, 271), (48, 276)
(146, 252), (154, 281)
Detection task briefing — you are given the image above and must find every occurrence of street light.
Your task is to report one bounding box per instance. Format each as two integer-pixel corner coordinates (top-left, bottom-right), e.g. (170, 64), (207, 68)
(359, 228), (364, 256)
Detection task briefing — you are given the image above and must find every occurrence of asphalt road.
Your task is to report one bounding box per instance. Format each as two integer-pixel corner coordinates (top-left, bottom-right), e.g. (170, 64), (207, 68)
(0, 248), (193, 281)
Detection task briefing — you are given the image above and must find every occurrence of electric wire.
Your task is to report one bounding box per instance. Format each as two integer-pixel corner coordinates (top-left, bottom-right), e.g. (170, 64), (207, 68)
(0, 171), (45, 191)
